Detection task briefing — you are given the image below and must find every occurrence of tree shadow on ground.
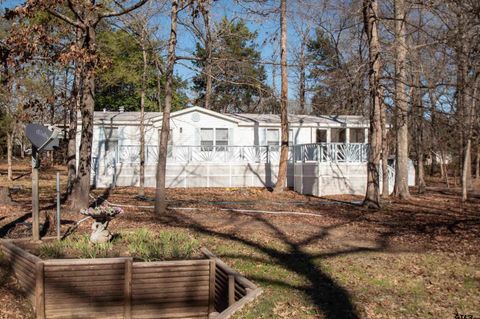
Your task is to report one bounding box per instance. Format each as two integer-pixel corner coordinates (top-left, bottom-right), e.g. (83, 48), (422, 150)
(157, 209), (391, 319)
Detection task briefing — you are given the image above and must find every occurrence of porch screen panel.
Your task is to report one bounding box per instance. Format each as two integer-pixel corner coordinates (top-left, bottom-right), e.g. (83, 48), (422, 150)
(349, 128), (365, 143)
(331, 128), (346, 143)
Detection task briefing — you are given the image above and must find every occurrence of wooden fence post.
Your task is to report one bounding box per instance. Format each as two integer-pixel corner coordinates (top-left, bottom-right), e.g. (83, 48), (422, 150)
(228, 275), (235, 306)
(124, 258), (133, 319)
(35, 261), (45, 319)
(209, 259), (216, 315)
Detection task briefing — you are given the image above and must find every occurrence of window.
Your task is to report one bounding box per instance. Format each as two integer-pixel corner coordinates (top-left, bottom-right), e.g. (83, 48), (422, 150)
(200, 128), (214, 151)
(350, 128), (365, 143)
(316, 129), (327, 143)
(331, 128), (346, 143)
(200, 128), (229, 151)
(267, 129), (279, 147)
(288, 129), (295, 145)
(103, 127), (118, 152)
(215, 128), (228, 151)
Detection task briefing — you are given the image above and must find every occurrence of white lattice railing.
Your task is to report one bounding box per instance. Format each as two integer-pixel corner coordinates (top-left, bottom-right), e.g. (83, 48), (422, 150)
(115, 145), (294, 164)
(293, 143), (369, 163)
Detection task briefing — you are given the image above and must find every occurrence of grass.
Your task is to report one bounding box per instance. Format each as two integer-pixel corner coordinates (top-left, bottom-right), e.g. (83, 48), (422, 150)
(122, 228), (199, 261)
(36, 228), (199, 261)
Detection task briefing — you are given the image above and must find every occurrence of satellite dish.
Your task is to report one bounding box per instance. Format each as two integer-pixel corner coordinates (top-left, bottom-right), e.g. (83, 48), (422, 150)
(25, 123), (60, 151)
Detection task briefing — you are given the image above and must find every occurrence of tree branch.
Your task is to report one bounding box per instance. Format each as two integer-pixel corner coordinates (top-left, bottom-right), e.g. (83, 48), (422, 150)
(47, 9), (84, 29)
(99, 0), (150, 19)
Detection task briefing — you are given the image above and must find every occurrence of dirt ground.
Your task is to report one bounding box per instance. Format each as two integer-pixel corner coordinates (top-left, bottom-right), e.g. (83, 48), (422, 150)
(1, 160), (479, 318)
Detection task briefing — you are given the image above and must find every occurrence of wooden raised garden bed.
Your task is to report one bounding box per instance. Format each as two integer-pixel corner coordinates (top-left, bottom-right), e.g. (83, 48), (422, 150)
(1, 239), (262, 319)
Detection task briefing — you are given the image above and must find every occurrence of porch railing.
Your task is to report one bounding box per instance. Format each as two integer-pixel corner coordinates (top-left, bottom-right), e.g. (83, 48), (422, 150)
(292, 143), (369, 163)
(116, 145), (294, 164)
(104, 143), (368, 165)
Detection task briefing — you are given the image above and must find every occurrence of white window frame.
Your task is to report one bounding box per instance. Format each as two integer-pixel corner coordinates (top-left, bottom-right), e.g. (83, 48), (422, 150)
(266, 128), (280, 147)
(200, 128), (229, 151)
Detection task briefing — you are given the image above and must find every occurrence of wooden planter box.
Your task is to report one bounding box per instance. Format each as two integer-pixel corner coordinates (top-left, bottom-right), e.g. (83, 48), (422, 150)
(1, 240), (261, 319)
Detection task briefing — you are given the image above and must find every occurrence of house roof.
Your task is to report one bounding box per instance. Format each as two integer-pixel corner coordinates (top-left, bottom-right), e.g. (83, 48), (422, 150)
(226, 113), (367, 126)
(92, 106), (368, 127)
(94, 111), (162, 124)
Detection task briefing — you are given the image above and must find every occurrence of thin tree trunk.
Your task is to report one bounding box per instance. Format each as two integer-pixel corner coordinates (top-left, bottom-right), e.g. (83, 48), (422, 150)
(380, 89), (389, 198)
(67, 61), (81, 194)
(393, 0), (410, 199)
(413, 71), (426, 193)
(7, 131), (13, 181)
(71, 25), (96, 210)
(273, 0), (289, 193)
(441, 150), (450, 188)
(298, 41), (306, 115)
(139, 42), (147, 197)
(363, 0), (382, 208)
(476, 143), (480, 180)
(461, 77), (477, 201)
(155, 0), (179, 215)
(203, 5), (213, 110)
(154, 57), (163, 112)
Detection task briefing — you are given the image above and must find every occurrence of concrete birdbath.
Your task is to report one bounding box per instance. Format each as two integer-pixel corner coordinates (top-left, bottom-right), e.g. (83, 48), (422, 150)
(80, 205), (123, 243)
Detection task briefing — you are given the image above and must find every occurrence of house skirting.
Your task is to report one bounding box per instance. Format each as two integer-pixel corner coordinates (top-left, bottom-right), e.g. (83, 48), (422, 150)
(92, 163), (294, 189)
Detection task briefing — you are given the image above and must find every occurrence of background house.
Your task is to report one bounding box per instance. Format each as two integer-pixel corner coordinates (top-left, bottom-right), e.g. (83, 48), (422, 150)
(79, 106), (413, 195)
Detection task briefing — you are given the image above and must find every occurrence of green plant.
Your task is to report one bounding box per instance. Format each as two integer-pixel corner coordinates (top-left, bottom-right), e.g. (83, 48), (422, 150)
(125, 229), (199, 261)
(63, 234), (113, 259)
(39, 241), (64, 258)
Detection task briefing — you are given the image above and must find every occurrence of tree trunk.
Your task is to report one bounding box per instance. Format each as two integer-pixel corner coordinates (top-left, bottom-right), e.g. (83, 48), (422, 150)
(476, 143), (480, 180)
(461, 76), (477, 201)
(380, 89), (389, 198)
(298, 41), (306, 115)
(67, 60), (81, 194)
(7, 131), (13, 181)
(363, 0), (382, 208)
(155, 0), (178, 215)
(203, 6), (213, 110)
(71, 25), (96, 210)
(393, 0), (410, 199)
(154, 57), (163, 112)
(273, 0), (289, 193)
(139, 43), (147, 197)
(413, 71), (426, 194)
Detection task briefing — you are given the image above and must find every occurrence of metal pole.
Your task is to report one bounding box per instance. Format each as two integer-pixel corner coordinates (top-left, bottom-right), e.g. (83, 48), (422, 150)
(56, 172), (61, 240)
(32, 147), (40, 241)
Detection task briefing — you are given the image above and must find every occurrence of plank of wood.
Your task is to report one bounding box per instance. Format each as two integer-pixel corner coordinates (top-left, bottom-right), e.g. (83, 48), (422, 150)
(133, 259), (210, 268)
(35, 261), (45, 319)
(132, 264), (210, 274)
(228, 275), (235, 306)
(132, 279), (209, 289)
(124, 258), (133, 319)
(132, 270), (209, 279)
(209, 259), (216, 315)
(44, 263), (126, 272)
(132, 288), (210, 299)
(43, 257), (130, 266)
(132, 275), (210, 285)
(2, 241), (41, 263)
(45, 268), (124, 278)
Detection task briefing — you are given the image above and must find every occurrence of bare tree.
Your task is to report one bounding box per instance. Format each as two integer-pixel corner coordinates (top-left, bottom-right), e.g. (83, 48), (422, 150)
(273, 0), (289, 193)
(393, 0), (410, 199)
(363, 0), (382, 208)
(155, 0), (180, 214)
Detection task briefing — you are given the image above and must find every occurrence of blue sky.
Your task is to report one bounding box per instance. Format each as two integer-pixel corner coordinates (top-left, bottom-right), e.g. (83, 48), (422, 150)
(1, 0), (312, 100)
